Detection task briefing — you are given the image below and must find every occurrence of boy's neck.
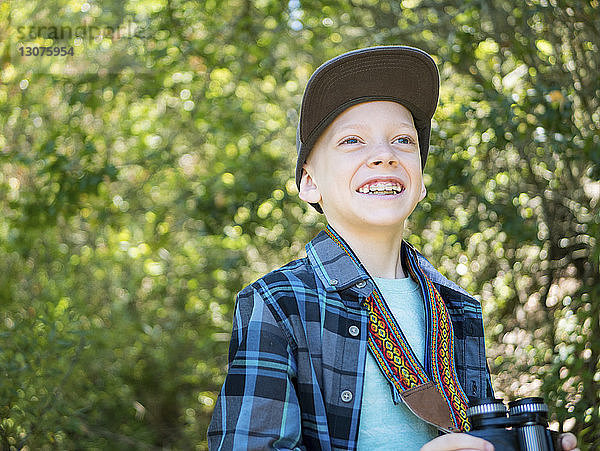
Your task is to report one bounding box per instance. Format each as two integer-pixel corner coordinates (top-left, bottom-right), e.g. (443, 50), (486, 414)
(329, 222), (407, 279)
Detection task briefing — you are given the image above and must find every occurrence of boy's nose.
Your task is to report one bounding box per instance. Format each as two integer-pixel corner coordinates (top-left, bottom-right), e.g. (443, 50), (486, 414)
(367, 144), (398, 168)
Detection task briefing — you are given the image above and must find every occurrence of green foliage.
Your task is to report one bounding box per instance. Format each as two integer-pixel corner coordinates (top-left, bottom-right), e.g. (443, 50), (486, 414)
(1, 0), (598, 448)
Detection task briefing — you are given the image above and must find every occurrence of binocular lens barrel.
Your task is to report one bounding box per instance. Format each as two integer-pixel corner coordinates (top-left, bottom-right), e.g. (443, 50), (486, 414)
(466, 398), (507, 429)
(467, 397), (555, 451)
(517, 424), (552, 451)
(508, 397), (549, 418)
(509, 398), (551, 451)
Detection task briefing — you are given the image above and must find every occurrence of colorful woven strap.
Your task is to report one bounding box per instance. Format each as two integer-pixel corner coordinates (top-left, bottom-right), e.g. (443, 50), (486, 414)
(324, 226), (470, 432)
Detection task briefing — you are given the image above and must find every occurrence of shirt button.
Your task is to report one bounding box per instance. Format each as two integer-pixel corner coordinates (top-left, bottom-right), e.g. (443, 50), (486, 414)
(348, 325), (360, 337)
(330, 279), (338, 286)
(355, 280), (366, 288)
(341, 390), (353, 403)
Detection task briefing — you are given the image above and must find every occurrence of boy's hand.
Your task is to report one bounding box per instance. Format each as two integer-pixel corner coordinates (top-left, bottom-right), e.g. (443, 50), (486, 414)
(419, 432), (578, 451)
(419, 433), (494, 451)
(560, 432), (579, 451)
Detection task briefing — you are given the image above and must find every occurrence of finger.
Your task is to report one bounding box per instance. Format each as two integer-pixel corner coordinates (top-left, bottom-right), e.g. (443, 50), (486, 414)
(560, 432), (577, 450)
(420, 433), (494, 451)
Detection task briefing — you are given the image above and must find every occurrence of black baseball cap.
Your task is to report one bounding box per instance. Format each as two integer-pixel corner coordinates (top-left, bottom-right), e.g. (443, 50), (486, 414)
(295, 45), (440, 213)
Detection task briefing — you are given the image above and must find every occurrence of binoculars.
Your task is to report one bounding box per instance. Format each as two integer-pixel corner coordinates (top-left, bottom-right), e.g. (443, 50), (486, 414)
(467, 397), (562, 451)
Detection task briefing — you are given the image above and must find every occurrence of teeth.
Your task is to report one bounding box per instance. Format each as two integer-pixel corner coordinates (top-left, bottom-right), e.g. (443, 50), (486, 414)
(358, 181), (404, 194)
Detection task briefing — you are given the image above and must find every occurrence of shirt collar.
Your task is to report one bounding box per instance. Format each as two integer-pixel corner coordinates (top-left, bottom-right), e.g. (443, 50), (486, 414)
(305, 225), (475, 300)
(305, 226), (372, 296)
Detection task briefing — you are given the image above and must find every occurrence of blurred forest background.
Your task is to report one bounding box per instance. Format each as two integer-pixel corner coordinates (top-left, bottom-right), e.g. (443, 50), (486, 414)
(1, 0), (598, 449)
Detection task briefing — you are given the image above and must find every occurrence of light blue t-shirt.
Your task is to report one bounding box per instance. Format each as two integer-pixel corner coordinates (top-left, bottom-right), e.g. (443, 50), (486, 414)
(356, 276), (438, 450)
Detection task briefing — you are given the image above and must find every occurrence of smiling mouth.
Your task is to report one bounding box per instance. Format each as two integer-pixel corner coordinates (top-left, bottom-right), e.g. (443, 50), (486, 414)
(356, 181), (405, 195)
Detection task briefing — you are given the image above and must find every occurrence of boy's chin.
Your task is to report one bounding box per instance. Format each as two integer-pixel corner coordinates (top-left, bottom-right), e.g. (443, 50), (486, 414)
(321, 199), (417, 227)
(358, 214), (409, 228)
(326, 210), (410, 230)
(357, 203), (415, 222)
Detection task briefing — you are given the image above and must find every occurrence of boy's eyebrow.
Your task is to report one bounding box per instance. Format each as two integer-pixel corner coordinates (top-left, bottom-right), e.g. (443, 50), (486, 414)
(333, 121), (417, 131)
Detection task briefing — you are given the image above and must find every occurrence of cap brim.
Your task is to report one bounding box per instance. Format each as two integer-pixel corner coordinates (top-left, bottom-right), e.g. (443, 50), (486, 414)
(300, 46), (439, 147)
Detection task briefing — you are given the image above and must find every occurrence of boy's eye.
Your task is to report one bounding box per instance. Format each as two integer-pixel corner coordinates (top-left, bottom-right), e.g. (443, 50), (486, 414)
(393, 136), (414, 145)
(339, 136), (361, 145)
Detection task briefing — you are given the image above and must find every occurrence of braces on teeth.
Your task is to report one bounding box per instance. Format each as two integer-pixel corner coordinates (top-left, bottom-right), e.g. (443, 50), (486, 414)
(358, 182), (404, 194)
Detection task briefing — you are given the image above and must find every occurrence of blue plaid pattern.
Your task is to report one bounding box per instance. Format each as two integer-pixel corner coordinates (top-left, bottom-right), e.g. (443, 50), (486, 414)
(208, 226), (493, 450)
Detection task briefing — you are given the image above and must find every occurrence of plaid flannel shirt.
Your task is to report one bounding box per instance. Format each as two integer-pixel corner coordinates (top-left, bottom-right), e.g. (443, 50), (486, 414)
(208, 226), (493, 450)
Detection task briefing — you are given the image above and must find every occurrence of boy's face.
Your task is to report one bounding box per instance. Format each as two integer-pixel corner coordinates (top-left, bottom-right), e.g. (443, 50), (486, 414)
(299, 101), (427, 233)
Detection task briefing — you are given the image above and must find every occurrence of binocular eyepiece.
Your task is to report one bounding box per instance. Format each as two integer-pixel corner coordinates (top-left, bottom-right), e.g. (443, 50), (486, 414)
(466, 397), (561, 451)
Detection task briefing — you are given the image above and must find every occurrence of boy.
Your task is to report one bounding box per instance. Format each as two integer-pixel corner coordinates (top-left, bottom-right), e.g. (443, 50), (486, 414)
(208, 46), (578, 451)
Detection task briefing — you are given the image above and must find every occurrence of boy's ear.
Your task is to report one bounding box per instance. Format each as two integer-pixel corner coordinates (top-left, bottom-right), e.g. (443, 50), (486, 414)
(419, 179), (427, 201)
(298, 166), (322, 205)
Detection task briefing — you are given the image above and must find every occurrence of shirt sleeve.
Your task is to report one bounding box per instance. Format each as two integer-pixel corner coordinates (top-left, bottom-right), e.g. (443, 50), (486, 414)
(207, 287), (306, 451)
